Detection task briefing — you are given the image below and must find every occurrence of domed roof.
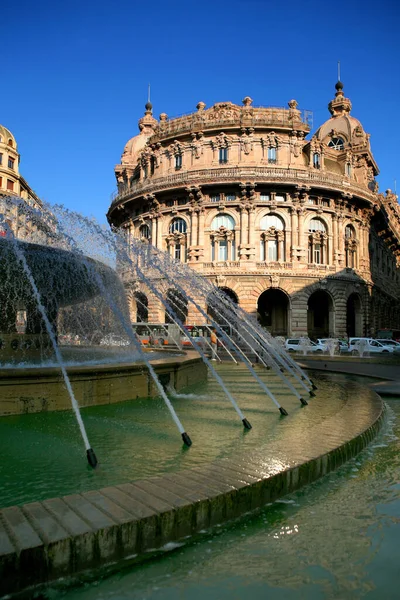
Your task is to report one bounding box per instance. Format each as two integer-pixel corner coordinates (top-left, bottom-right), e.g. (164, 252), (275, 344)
(0, 123), (17, 149)
(120, 102), (157, 166)
(315, 112), (365, 143)
(314, 82), (369, 148)
(121, 130), (152, 165)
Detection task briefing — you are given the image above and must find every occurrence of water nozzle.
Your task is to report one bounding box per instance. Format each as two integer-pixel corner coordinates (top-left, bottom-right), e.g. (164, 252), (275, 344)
(279, 406), (289, 416)
(299, 397), (308, 405)
(86, 448), (98, 468)
(181, 432), (192, 447)
(242, 418), (252, 430)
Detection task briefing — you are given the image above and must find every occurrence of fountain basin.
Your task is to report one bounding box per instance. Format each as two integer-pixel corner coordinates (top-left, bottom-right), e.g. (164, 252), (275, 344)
(0, 370), (385, 598)
(0, 350), (206, 416)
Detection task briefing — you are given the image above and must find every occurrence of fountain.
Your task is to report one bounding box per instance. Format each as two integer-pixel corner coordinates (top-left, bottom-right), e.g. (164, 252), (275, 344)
(0, 196), (386, 599)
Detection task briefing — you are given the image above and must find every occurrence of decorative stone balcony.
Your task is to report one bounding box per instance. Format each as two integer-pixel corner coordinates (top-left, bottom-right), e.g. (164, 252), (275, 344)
(109, 166), (376, 211)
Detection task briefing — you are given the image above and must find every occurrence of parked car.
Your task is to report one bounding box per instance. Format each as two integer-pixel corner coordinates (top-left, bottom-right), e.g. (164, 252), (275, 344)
(348, 338), (394, 354)
(376, 339), (400, 355)
(376, 339), (400, 348)
(317, 338), (349, 353)
(285, 338), (324, 353)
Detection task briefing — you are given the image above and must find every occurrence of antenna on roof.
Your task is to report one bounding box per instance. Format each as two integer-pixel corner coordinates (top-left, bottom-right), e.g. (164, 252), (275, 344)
(337, 60), (341, 81)
(148, 83), (151, 104)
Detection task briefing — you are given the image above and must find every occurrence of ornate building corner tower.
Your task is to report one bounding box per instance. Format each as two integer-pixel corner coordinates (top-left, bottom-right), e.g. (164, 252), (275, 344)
(108, 85), (400, 339)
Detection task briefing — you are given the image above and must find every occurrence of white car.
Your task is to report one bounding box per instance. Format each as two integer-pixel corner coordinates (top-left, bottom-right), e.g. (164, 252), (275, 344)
(348, 338), (393, 354)
(376, 339), (400, 348)
(376, 339), (400, 355)
(285, 338), (324, 353)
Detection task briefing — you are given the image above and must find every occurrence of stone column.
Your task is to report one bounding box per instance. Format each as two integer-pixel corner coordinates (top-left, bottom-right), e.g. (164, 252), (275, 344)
(338, 217), (344, 265)
(151, 216), (157, 246)
(332, 214), (338, 266)
(290, 207), (297, 261)
(297, 209), (306, 262)
(279, 236), (285, 262)
(198, 209), (205, 247)
(156, 214), (162, 249)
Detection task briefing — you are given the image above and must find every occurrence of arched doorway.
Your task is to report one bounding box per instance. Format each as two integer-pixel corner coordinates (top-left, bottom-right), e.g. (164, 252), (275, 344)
(165, 289), (188, 324)
(307, 290), (334, 339)
(346, 293), (362, 337)
(257, 289), (289, 336)
(207, 287), (238, 326)
(134, 292), (148, 323)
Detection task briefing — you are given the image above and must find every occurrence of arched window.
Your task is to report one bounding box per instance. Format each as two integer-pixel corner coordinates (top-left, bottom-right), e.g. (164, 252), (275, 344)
(345, 225), (357, 268)
(309, 218), (326, 233)
(139, 224), (151, 240)
(328, 137), (344, 150)
(8, 139), (13, 147)
(211, 214), (235, 230)
(169, 218), (187, 234)
(260, 214), (285, 262)
(210, 213), (236, 262)
(168, 218), (187, 261)
(308, 219), (327, 265)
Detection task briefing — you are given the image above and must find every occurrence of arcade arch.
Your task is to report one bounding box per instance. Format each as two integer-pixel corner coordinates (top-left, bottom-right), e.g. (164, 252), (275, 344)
(257, 288), (289, 336)
(307, 290), (334, 338)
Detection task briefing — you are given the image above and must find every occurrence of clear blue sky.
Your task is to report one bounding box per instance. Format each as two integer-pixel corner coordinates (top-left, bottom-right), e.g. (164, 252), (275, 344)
(3, 0), (399, 224)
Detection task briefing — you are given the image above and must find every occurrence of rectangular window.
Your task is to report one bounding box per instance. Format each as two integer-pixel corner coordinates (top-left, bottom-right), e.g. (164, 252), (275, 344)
(0, 177), (2, 188)
(211, 241), (215, 261)
(218, 240), (228, 261)
(219, 148), (228, 164)
(0, 153), (2, 165)
(8, 157), (14, 169)
(225, 194), (236, 201)
(178, 198), (187, 205)
(268, 240), (277, 261)
(314, 243), (321, 264)
(175, 154), (182, 169)
(268, 147), (276, 163)
(260, 194), (270, 202)
(275, 195), (285, 202)
(174, 244), (181, 260)
(166, 200), (174, 207)
(210, 194), (220, 203)
(313, 153), (320, 168)
(7, 180), (14, 191)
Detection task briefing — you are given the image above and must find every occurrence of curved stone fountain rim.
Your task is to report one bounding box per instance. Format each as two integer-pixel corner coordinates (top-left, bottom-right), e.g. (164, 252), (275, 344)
(0, 378), (385, 598)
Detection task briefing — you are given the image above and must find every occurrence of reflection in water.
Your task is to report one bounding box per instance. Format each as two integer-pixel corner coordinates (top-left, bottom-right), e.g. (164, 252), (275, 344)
(54, 396), (400, 600)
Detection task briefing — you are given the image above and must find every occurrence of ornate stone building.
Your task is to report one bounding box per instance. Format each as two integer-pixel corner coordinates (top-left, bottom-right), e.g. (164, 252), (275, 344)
(0, 123), (49, 243)
(107, 83), (400, 339)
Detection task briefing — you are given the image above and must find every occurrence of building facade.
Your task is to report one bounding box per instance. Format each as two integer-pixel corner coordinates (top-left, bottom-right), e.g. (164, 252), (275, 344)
(107, 84), (400, 339)
(0, 123), (49, 243)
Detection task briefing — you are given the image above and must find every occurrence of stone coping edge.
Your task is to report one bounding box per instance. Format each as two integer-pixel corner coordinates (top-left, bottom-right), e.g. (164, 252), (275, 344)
(0, 395), (385, 598)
